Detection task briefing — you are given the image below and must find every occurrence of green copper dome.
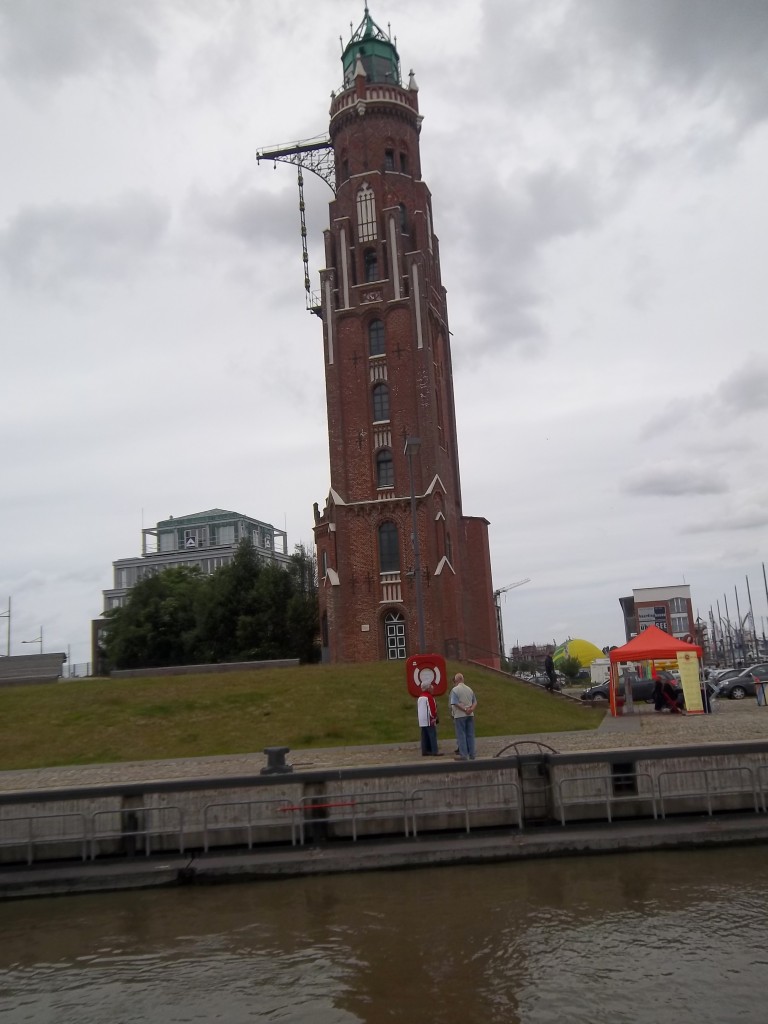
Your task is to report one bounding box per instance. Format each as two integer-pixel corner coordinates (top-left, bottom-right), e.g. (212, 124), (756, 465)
(342, 5), (401, 86)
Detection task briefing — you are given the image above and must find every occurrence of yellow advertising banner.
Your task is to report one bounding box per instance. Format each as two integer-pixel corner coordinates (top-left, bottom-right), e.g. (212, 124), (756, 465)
(677, 650), (703, 714)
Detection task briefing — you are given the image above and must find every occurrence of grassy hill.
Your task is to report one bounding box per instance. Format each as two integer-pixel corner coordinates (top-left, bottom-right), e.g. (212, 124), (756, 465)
(0, 661), (603, 771)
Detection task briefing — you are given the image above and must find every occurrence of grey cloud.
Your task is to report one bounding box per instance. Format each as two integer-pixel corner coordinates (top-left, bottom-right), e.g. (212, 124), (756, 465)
(475, 0), (768, 170)
(189, 183), (304, 252)
(0, 194), (169, 290)
(684, 507), (768, 534)
(0, 0), (161, 85)
(446, 164), (601, 354)
(575, 0), (768, 129)
(715, 357), (768, 416)
(515, 168), (601, 254)
(622, 465), (727, 497)
(475, 0), (587, 104)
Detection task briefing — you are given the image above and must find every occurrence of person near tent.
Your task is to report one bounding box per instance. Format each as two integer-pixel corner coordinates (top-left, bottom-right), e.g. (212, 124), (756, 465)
(653, 672), (684, 713)
(544, 653), (557, 692)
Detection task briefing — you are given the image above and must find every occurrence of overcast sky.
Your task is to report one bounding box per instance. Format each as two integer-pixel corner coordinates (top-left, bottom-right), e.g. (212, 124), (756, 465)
(2, 0), (768, 666)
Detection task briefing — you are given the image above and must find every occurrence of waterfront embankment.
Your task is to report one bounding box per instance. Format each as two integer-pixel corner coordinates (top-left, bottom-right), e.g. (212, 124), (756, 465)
(2, 698), (768, 900)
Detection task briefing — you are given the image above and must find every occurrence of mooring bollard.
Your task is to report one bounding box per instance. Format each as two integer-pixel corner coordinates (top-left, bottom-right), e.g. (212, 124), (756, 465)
(261, 746), (293, 775)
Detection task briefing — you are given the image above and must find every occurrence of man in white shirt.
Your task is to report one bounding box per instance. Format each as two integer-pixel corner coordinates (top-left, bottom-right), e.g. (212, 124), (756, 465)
(416, 683), (441, 755)
(449, 672), (477, 760)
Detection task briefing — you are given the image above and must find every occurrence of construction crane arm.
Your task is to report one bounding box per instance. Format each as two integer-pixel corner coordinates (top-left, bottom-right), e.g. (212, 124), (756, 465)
(493, 578), (531, 599)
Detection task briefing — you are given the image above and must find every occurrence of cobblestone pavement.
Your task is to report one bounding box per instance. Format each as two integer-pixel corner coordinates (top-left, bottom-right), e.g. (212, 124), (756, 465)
(2, 698), (767, 794)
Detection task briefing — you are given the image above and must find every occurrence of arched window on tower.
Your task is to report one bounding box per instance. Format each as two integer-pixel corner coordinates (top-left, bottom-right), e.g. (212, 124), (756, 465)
(378, 522), (399, 573)
(399, 203), (408, 234)
(369, 319), (385, 356)
(372, 383), (390, 422)
(364, 248), (378, 282)
(376, 449), (394, 488)
(356, 182), (377, 242)
(338, 150), (349, 183)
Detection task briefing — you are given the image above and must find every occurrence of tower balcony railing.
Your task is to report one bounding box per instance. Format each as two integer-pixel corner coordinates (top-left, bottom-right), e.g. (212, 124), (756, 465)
(373, 425), (391, 448)
(330, 83), (418, 121)
(369, 360), (388, 383)
(380, 572), (402, 604)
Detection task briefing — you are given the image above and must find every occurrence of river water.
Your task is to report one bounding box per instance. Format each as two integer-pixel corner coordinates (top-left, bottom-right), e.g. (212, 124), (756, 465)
(1, 846), (765, 1023)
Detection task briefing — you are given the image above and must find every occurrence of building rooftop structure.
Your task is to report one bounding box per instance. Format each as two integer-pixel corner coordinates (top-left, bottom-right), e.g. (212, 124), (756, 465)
(102, 509), (289, 613)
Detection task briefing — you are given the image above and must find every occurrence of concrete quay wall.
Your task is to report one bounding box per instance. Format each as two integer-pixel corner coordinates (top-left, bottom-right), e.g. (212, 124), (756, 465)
(2, 740), (768, 894)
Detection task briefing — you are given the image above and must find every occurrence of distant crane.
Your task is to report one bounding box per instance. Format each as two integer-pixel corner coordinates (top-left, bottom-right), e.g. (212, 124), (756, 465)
(494, 579), (531, 662)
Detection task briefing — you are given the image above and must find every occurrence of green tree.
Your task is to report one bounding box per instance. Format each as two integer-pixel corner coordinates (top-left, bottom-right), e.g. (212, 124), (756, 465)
(285, 544), (320, 663)
(195, 540), (264, 663)
(103, 540), (320, 670)
(557, 655), (582, 681)
(234, 545), (319, 663)
(103, 566), (205, 670)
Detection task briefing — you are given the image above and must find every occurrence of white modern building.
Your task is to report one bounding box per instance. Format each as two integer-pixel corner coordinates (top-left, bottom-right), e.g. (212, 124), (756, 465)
(102, 509), (290, 612)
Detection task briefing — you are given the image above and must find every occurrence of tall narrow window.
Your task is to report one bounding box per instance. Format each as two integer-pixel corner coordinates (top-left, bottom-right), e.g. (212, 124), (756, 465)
(369, 319), (385, 356)
(426, 203), (433, 252)
(364, 248), (378, 282)
(372, 383), (390, 421)
(376, 449), (394, 487)
(400, 151), (409, 174)
(378, 522), (399, 573)
(384, 149), (395, 171)
(399, 203), (408, 233)
(356, 182), (377, 242)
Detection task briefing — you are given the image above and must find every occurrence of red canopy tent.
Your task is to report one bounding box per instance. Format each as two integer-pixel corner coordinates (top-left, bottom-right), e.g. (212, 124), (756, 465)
(608, 625), (703, 716)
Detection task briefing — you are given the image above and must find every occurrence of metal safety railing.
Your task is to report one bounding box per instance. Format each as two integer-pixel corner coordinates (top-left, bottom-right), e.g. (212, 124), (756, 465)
(293, 790), (410, 844)
(0, 812), (89, 865)
(90, 805), (185, 859)
(202, 798), (300, 851)
(557, 773), (657, 826)
(5, 760), (768, 868)
(657, 766), (760, 818)
(409, 780), (523, 837)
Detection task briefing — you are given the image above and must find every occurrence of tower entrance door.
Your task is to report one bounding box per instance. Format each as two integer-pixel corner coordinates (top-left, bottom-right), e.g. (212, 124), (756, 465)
(384, 612), (406, 660)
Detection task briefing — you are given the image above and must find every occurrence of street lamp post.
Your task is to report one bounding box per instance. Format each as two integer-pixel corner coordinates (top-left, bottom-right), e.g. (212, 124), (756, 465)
(21, 626), (43, 654)
(0, 597), (9, 657)
(404, 437), (426, 654)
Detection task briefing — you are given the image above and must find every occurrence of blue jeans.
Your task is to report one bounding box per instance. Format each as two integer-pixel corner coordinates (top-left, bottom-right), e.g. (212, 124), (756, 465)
(453, 716), (476, 759)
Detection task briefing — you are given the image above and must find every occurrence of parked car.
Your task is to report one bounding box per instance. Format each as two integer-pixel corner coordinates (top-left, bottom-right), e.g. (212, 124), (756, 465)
(715, 665), (768, 700)
(531, 672), (562, 690)
(580, 673), (676, 704)
(709, 667), (740, 685)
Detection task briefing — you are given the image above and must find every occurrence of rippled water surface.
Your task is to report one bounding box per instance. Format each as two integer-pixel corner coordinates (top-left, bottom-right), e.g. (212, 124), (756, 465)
(1, 847), (766, 1023)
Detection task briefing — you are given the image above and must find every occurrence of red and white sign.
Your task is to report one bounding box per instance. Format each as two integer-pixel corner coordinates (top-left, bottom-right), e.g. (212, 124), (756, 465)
(406, 654), (448, 697)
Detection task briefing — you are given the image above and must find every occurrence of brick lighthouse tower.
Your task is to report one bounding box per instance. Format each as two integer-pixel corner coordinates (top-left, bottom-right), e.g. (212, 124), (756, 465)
(261, 8), (499, 666)
(312, 7), (499, 666)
